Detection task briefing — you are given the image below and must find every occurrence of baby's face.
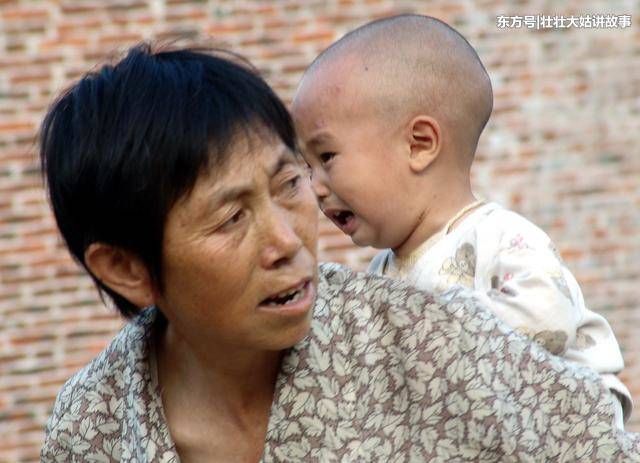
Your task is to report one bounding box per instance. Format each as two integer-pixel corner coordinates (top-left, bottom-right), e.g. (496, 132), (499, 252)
(292, 88), (417, 250)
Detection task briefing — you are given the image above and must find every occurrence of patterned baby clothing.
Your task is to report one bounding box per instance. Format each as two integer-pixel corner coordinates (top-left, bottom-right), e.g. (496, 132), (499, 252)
(368, 201), (632, 422)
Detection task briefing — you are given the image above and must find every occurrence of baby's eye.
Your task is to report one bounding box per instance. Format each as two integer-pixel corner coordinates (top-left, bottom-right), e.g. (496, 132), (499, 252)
(319, 152), (336, 164)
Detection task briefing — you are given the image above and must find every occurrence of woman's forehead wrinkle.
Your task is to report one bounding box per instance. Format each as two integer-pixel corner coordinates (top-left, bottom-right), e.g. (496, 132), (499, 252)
(266, 145), (297, 177)
(179, 169), (254, 228)
(188, 143), (296, 222)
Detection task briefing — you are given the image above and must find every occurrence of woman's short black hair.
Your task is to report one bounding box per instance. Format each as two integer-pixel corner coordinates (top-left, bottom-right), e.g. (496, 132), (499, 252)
(39, 44), (297, 318)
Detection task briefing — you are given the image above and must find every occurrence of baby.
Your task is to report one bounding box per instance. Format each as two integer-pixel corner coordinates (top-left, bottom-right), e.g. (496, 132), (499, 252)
(292, 14), (632, 426)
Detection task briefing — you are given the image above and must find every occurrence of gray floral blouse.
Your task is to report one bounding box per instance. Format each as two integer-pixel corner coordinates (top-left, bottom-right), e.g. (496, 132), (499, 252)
(42, 263), (640, 462)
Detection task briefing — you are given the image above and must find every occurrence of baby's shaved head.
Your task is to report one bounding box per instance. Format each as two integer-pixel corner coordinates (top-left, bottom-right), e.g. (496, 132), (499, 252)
(299, 14), (493, 161)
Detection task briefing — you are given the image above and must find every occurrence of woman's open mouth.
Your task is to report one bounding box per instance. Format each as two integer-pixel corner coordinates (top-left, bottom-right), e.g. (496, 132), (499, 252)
(262, 280), (308, 306)
(258, 280), (315, 316)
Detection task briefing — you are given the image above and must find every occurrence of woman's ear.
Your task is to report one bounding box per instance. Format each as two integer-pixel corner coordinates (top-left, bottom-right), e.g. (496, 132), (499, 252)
(407, 115), (441, 173)
(84, 243), (155, 309)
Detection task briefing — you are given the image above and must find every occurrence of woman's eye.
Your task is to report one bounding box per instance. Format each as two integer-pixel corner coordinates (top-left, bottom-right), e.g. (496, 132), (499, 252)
(319, 152), (336, 164)
(287, 175), (301, 189)
(223, 209), (245, 228)
(283, 175), (304, 197)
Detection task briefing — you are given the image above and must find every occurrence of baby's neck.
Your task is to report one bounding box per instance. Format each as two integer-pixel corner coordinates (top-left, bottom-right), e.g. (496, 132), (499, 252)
(393, 193), (479, 259)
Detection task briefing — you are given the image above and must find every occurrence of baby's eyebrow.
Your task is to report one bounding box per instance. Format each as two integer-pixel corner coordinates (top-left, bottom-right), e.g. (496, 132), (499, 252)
(306, 132), (333, 148)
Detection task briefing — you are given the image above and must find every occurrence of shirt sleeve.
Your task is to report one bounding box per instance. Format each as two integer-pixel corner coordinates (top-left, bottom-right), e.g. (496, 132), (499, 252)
(490, 332), (640, 460)
(439, 287), (639, 460)
(40, 387), (75, 462)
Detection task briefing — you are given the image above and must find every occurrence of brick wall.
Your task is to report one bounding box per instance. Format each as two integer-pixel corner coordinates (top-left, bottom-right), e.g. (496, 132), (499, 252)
(1, 0), (639, 460)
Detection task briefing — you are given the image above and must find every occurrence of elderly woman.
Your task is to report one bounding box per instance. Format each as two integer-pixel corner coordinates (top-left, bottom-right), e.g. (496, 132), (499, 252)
(40, 45), (639, 462)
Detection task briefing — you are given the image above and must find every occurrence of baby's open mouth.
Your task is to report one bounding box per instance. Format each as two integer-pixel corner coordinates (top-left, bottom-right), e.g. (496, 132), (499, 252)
(324, 209), (358, 235)
(332, 210), (354, 226)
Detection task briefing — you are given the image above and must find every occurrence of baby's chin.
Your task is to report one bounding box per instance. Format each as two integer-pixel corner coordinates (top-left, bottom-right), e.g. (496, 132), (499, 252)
(350, 229), (395, 250)
(349, 233), (371, 248)
(327, 210), (401, 249)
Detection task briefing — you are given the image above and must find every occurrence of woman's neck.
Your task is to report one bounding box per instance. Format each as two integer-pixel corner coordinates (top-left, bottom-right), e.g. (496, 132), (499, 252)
(155, 322), (282, 461)
(157, 323), (282, 415)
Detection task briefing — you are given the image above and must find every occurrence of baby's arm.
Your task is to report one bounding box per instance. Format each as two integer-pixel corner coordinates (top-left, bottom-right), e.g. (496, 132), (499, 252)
(476, 211), (631, 419)
(482, 231), (583, 356)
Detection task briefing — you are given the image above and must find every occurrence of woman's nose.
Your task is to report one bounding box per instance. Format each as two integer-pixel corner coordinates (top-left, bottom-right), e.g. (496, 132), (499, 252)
(260, 205), (304, 269)
(310, 170), (330, 201)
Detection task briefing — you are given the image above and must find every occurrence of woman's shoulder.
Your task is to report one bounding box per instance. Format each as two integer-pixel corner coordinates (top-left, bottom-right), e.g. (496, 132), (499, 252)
(42, 308), (161, 460)
(55, 308), (156, 402)
(317, 262), (395, 301)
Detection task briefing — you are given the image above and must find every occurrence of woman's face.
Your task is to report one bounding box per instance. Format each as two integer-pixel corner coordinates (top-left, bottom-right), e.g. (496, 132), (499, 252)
(154, 134), (319, 356)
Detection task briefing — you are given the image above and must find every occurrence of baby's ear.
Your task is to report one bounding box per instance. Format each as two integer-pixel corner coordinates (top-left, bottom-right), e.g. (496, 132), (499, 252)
(407, 116), (441, 173)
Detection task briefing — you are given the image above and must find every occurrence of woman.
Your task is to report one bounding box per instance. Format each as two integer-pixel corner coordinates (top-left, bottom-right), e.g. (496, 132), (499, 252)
(40, 45), (318, 461)
(40, 45), (639, 462)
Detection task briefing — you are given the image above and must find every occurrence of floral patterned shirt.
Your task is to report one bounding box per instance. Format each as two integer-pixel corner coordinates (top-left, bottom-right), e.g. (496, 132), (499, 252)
(42, 263), (640, 462)
(369, 202), (632, 420)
